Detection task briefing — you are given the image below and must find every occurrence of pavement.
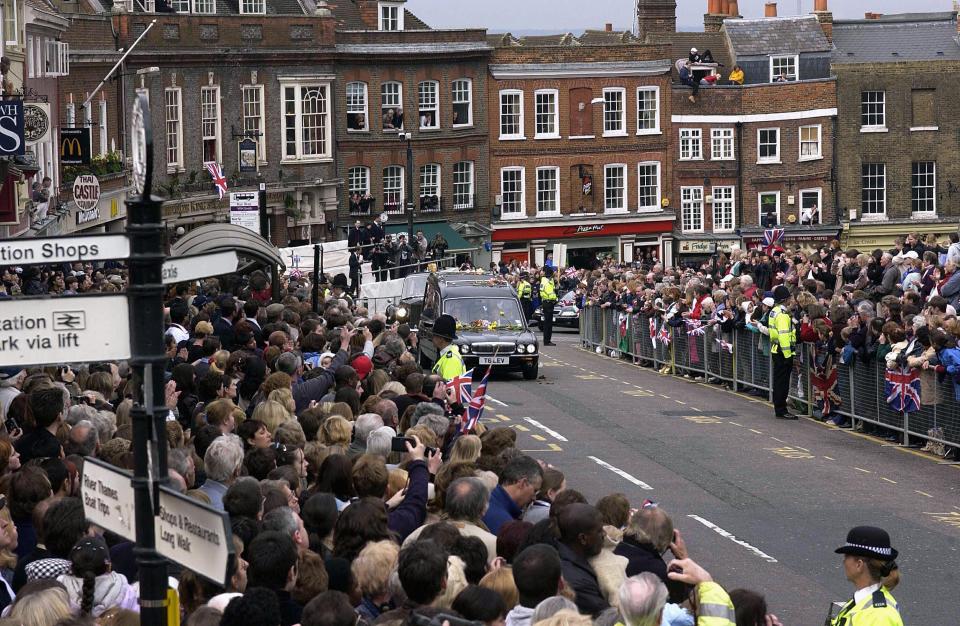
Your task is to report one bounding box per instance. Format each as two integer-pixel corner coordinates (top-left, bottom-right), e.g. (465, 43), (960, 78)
(485, 327), (959, 624)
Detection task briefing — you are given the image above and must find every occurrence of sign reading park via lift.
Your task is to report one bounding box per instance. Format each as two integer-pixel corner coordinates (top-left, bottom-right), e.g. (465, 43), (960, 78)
(162, 250), (239, 286)
(0, 294), (131, 366)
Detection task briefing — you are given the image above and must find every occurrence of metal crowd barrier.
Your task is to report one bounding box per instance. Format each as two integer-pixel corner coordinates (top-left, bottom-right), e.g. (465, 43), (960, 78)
(579, 306), (959, 453)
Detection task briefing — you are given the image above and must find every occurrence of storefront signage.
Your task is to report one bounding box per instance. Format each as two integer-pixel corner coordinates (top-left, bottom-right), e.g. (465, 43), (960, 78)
(743, 233), (835, 247)
(0, 100), (25, 156)
(679, 240), (716, 254)
(60, 128), (91, 165)
(73, 174), (100, 211)
(574, 225), (604, 235)
(238, 138), (258, 173)
(23, 103), (50, 145)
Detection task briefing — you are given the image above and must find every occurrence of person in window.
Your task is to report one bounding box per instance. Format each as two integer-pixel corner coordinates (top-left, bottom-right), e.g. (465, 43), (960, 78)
(774, 74), (788, 83)
(728, 64), (744, 85)
(383, 108), (397, 130)
(394, 108), (404, 129)
(419, 112), (433, 128)
(800, 204), (819, 226)
(452, 110), (460, 125)
(762, 207), (777, 228)
(679, 62), (699, 103)
(349, 113), (366, 131)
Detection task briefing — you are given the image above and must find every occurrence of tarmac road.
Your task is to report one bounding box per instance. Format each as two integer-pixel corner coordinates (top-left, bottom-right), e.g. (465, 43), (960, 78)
(485, 327), (958, 624)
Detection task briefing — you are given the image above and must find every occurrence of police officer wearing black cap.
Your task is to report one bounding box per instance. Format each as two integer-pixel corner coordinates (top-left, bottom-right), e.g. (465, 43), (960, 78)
(431, 313), (466, 381)
(829, 526), (902, 626)
(768, 284), (797, 419)
(540, 266), (558, 346)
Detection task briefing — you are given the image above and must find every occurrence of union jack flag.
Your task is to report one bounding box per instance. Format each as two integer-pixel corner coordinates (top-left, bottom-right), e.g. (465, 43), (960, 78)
(811, 361), (841, 417)
(649, 317), (657, 348)
(884, 366), (921, 413)
(657, 324), (671, 346)
(686, 319), (706, 337)
(205, 162), (228, 199)
(461, 366), (492, 433)
(446, 368), (474, 406)
(762, 228), (785, 255)
(715, 336), (733, 353)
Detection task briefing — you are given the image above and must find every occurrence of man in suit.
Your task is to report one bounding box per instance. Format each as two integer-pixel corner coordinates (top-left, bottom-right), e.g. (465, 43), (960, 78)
(214, 297), (240, 352)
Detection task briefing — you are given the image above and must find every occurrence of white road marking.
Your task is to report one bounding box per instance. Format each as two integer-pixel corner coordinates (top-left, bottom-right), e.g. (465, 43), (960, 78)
(687, 515), (778, 563)
(523, 417), (568, 442)
(486, 395), (508, 407)
(588, 456), (653, 490)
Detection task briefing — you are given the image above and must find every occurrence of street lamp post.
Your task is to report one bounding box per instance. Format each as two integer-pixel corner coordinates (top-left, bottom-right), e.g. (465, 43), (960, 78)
(401, 132), (414, 241)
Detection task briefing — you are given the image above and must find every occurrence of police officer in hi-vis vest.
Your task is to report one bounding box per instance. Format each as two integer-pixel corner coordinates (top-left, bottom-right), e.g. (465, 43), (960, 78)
(518, 271), (533, 322)
(431, 313), (466, 381)
(767, 285), (797, 419)
(540, 266), (558, 346)
(829, 526), (902, 626)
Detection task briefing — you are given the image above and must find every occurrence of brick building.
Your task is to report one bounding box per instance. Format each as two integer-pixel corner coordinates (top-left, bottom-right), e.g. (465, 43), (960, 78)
(832, 10), (960, 250)
(0, 0), (28, 236)
(332, 0), (491, 254)
(487, 29), (675, 268)
(113, 1), (338, 246)
(664, 1), (838, 264)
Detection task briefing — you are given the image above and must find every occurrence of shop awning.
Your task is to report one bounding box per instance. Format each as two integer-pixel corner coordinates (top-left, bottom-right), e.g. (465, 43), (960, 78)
(170, 223), (286, 272)
(385, 220), (476, 252)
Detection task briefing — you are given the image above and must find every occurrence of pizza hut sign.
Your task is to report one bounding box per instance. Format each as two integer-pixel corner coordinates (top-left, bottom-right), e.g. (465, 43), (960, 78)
(562, 224), (605, 236)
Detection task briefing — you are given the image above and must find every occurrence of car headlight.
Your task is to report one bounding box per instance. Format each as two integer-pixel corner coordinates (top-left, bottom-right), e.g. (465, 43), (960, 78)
(460, 344), (470, 354)
(526, 344), (536, 354)
(395, 306), (408, 320)
(516, 343), (525, 353)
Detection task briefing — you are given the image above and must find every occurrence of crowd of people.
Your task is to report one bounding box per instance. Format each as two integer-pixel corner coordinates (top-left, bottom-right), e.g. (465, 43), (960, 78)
(346, 219), (451, 287)
(0, 230), (917, 626)
(567, 231), (960, 453)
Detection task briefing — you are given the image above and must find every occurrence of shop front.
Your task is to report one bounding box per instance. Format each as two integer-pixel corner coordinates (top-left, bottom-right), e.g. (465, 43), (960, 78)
(674, 236), (742, 268)
(843, 220), (957, 252)
(740, 225), (842, 253)
(491, 214), (676, 269)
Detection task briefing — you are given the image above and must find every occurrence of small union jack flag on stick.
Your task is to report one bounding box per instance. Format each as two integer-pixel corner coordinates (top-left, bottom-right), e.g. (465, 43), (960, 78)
(461, 366), (492, 433)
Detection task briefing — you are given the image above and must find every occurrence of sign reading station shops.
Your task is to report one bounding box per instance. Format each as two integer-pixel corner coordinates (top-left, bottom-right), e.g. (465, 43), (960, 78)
(0, 294), (131, 366)
(155, 486), (233, 585)
(81, 457), (136, 541)
(0, 233), (130, 264)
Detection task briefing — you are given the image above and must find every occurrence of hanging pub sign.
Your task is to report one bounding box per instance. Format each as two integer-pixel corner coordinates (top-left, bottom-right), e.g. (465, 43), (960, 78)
(24, 103), (51, 145)
(0, 100), (25, 156)
(238, 138), (258, 173)
(60, 128), (91, 165)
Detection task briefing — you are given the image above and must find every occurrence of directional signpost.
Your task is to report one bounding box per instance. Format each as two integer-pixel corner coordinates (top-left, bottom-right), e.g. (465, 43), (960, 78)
(155, 486), (233, 585)
(81, 457), (137, 542)
(162, 250), (239, 286)
(0, 233), (130, 265)
(0, 294), (131, 366)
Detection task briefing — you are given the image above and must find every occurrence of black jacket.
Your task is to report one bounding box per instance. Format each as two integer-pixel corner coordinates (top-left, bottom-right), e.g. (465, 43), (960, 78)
(557, 543), (608, 617)
(614, 536), (690, 605)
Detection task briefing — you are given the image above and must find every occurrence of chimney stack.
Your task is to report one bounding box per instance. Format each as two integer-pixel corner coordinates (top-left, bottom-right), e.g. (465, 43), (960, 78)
(605, 22), (613, 31)
(728, 0), (739, 17)
(765, 2), (777, 17)
(813, 0), (832, 42)
(864, 12), (882, 19)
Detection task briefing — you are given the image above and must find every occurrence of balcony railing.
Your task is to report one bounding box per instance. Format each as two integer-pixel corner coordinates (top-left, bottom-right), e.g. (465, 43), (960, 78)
(419, 195), (443, 213)
(453, 194), (475, 211)
(383, 196), (405, 215)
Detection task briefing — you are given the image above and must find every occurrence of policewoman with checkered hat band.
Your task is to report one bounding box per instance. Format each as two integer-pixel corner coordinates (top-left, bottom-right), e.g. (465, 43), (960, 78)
(431, 314), (466, 382)
(829, 526), (902, 626)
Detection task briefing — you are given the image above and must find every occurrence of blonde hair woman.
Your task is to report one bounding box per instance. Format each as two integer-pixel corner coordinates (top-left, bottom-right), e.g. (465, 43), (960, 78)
(318, 416), (352, 446)
(8, 585), (72, 626)
(352, 540), (400, 619)
(479, 566), (518, 610)
(252, 400), (291, 435)
(449, 434), (482, 464)
(268, 387), (296, 416)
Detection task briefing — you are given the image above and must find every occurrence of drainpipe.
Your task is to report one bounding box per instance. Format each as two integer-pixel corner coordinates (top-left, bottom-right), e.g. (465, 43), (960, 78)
(736, 121), (744, 234)
(831, 113), (840, 225)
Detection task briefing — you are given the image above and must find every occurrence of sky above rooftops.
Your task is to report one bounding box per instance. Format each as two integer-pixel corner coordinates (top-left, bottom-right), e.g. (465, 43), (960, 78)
(406, 0), (953, 32)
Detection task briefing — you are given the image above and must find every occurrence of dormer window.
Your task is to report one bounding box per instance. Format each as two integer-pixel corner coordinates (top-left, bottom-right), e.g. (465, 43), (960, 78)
(769, 55), (798, 82)
(379, 2), (403, 31)
(240, 0), (265, 15)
